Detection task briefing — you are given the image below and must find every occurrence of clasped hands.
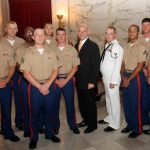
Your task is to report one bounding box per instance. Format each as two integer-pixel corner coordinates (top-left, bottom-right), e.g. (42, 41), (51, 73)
(0, 79), (8, 88)
(55, 79), (67, 88)
(38, 82), (50, 95)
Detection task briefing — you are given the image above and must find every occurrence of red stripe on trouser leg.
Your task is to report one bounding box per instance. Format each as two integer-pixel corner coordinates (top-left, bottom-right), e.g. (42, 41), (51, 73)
(27, 84), (33, 139)
(137, 75), (142, 134)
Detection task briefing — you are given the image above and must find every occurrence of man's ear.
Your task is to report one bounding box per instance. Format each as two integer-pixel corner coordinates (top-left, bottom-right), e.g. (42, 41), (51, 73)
(16, 28), (18, 33)
(4, 27), (7, 33)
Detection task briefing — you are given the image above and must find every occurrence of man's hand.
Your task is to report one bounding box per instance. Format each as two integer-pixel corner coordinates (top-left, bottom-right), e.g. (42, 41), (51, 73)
(88, 83), (95, 89)
(55, 79), (67, 88)
(109, 83), (116, 89)
(0, 79), (9, 88)
(143, 68), (147, 77)
(122, 77), (130, 87)
(38, 83), (49, 95)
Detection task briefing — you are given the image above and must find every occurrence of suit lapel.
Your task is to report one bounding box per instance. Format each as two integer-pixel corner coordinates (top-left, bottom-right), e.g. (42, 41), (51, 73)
(78, 38), (89, 54)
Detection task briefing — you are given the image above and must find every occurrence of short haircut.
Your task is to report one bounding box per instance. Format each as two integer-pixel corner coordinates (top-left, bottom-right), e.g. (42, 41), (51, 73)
(24, 27), (34, 32)
(107, 26), (116, 33)
(33, 28), (44, 35)
(6, 20), (17, 27)
(56, 28), (66, 33)
(129, 24), (140, 32)
(44, 22), (52, 27)
(142, 18), (150, 24)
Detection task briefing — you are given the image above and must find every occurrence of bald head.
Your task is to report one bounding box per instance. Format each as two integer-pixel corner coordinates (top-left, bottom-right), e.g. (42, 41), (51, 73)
(78, 24), (89, 31)
(34, 28), (45, 36)
(33, 28), (45, 45)
(77, 23), (89, 41)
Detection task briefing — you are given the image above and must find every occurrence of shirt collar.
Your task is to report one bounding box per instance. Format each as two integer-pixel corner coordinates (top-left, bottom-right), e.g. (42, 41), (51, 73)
(80, 37), (88, 45)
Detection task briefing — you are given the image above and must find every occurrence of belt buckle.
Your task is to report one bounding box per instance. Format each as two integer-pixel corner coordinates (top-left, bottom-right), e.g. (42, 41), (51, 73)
(38, 80), (46, 84)
(58, 74), (67, 79)
(0, 76), (7, 80)
(125, 70), (133, 73)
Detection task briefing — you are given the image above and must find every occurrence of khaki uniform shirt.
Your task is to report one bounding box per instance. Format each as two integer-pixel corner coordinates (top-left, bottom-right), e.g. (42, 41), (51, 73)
(139, 35), (150, 66)
(20, 46), (59, 80)
(0, 37), (25, 56)
(15, 42), (32, 65)
(44, 37), (57, 51)
(55, 44), (80, 74)
(123, 40), (146, 70)
(139, 35), (150, 53)
(0, 45), (15, 78)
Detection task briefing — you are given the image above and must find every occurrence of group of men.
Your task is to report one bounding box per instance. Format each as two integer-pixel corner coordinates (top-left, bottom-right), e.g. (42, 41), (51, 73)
(0, 17), (150, 149)
(98, 18), (150, 139)
(0, 21), (100, 149)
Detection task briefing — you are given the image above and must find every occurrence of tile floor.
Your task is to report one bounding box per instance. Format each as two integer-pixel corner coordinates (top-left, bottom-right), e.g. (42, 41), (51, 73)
(0, 85), (150, 150)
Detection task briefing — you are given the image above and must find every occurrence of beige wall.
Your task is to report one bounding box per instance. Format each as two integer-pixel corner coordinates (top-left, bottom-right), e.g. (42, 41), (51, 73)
(0, 0), (10, 37)
(52, 0), (150, 51)
(68, 0), (150, 48)
(1, 0), (149, 46)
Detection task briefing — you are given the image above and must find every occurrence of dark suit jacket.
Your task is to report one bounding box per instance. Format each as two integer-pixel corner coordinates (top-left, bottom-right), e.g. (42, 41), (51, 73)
(75, 38), (100, 89)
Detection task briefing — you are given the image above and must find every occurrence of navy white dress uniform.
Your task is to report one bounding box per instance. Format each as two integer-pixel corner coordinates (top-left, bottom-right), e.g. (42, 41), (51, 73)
(100, 39), (123, 130)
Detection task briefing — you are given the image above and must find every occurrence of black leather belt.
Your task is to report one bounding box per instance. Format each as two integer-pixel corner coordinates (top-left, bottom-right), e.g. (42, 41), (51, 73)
(57, 74), (67, 79)
(0, 76), (7, 80)
(125, 70), (133, 73)
(37, 79), (48, 84)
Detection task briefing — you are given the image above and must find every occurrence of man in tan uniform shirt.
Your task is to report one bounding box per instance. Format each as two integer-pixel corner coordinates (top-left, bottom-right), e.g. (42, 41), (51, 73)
(52, 28), (80, 135)
(140, 18), (150, 135)
(44, 22), (57, 49)
(0, 44), (20, 142)
(139, 18), (150, 64)
(20, 28), (60, 149)
(121, 24), (148, 138)
(15, 27), (34, 69)
(0, 21), (25, 130)
(15, 27), (34, 138)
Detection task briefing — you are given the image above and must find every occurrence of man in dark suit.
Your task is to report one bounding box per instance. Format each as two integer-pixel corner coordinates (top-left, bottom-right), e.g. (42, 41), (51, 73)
(75, 24), (100, 133)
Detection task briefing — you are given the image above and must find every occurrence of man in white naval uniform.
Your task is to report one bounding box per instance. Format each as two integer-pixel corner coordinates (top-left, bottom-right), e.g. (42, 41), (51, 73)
(99, 26), (123, 132)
